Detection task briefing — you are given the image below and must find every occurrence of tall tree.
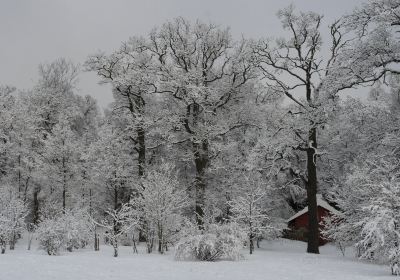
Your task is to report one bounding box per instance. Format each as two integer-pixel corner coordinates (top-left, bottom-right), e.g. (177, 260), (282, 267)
(86, 38), (157, 180)
(148, 18), (256, 227)
(254, 5), (395, 253)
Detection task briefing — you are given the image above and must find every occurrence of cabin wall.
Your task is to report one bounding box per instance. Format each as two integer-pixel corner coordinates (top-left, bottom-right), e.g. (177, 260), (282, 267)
(286, 206), (330, 245)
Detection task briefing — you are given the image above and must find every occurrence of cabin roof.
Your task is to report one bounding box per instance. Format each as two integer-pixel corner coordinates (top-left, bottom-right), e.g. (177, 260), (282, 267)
(286, 194), (341, 223)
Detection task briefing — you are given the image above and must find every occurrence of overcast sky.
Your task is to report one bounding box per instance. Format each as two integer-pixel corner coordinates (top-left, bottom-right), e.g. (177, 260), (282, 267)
(1, 0), (365, 108)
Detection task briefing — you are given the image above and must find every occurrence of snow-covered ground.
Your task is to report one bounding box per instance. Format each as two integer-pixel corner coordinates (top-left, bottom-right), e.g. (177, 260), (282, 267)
(0, 238), (393, 280)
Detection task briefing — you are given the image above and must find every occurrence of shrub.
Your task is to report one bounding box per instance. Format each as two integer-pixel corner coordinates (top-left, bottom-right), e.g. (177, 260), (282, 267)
(36, 209), (93, 255)
(37, 218), (66, 255)
(64, 210), (93, 251)
(175, 222), (245, 261)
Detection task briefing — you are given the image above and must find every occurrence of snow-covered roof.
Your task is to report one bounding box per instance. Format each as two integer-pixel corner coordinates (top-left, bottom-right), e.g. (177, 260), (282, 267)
(286, 194), (341, 223)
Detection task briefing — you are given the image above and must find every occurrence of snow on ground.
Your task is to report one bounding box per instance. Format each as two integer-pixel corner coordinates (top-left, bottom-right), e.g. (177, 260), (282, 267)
(0, 238), (394, 280)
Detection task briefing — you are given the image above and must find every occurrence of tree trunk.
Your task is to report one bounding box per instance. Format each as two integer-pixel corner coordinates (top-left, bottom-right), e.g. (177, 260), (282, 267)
(132, 234), (138, 254)
(9, 233), (15, 250)
(158, 239), (162, 254)
(249, 234), (254, 254)
(146, 236), (154, 254)
(306, 127), (320, 254)
(1, 240), (6, 254)
(157, 223), (164, 254)
(27, 235), (33, 251)
(32, 187), (40, 225)
(62, 157), (66, 211)
(113, 240), (118, 257)
(193, 139), (208, 229)
(185, 103), (209, 229)
(126, 91), (146, 180)
(94, 230), (100, 251)
(17, 152), (21, 197)
(137, 125), (146, 178)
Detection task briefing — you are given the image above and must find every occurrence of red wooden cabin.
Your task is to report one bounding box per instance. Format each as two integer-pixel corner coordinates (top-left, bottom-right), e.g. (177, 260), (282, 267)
(286, 194), (340, 245)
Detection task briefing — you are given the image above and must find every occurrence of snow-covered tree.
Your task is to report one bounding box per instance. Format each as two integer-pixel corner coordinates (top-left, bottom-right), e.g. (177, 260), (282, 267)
(90, 116), (136, 209)
(253, 3), (397, 253)
(229, 174), (283, 254)
(131, 162), (188, 254)
(0, 86), (16, 183)
(85, 37), (158, 180)
(95, 202), (140, 257)
(0, 185), (27, 253)
(323, 153), (400, 274)
(42, 118), (81, 211)
(147, 18), (257, 227)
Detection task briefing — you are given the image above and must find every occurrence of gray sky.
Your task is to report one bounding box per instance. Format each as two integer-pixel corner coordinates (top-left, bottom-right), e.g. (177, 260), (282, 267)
(0, 0), (365, 108)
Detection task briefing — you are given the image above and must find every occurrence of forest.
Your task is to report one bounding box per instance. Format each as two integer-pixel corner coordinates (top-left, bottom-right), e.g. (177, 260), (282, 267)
(1, 0), (400, 279)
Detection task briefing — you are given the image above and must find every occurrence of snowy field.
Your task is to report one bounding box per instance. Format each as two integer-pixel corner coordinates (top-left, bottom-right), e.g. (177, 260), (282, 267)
(0, 238), (393, 280)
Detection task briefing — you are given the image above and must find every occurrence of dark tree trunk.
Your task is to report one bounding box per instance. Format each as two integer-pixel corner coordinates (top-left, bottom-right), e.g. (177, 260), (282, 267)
(62, 187), (66, 211)
(193, 139), (208, 229)
(249, 234), (254, 254)
(126, 90), (146, 180)
(1, 243), (5, 254)
(113, 240), (118, 257)
(146, 231), (154, 254)
(62, 157), (66, 211)
(132, 234), (138, 254)
(158, 239), (162, 253)
(32, 187), (40, 225)
(114, 185), (119, 211)
(94, 230), (100, 251)
(137, 125), (146, 178)
(17, 152), (21, 197)
(184, 103), (209, 229)
(306, 127), (319, 254)
(23, 176), (30, 203)
(127, 93), (147, 241)
(113, 184), (120, 248)
(9, 233), (15, 250)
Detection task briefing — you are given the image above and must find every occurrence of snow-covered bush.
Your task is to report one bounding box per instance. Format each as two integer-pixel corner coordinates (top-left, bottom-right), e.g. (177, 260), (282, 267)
(175, 222), (246, 261)
(209, 223), (247, 261)
(0, 185), (28, 253)
(37, 209), (94, 255)
(37, 217), (67, 255)
(63, 209), (94, 251)
(176, 233), (221, 261)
